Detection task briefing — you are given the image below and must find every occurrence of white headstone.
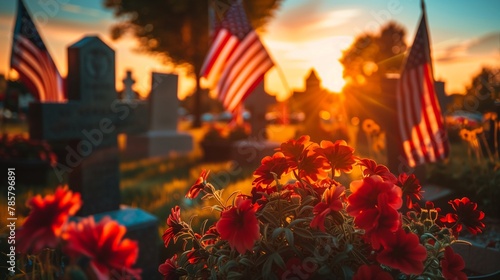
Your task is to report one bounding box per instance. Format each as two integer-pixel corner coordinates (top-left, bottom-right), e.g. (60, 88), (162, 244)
(124, 72), (193, 159)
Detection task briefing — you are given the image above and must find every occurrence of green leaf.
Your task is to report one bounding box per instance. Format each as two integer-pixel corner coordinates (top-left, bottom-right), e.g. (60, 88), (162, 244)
(301, 195), (317, 206)
(273, 252), (286, 270)
(311, 231), (333, 239)
(262, 256), (274, 279)
(287, 218), (310, 228)
(282, 203), (300, 213)
(238, 257), (254, 267)
(293, 227), (314, 239)
(332, 252), (348, 265)
(341, 265), (355, 279)
(223, 260), (239, 272)
(259, 209), (279, 227)
(317, 264), (332, 275)
(272, 227), (284, 240)
(199, 233), (218, 243)
(262, 252), (285, 279)
(210, 204), (224, 212)
(227, 271), (243, 280)
(200, 219), (209, 233)
(284, 228), (294, 247)
(201, 193), (213, 200)
(298, 205), (314, 216)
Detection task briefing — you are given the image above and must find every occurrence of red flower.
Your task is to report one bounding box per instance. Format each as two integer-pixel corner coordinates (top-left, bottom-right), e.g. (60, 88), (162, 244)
(357, 195), (401, 249)
(447, 197), (485, 235)
(358, 158), (397, 183)
(63, 217), (140, 280)
(440, 246), (467, 280)
(278, 135), (311, 168)
(216, 196), (260, 254)
(319, 140), (356, 176)
(377, 228), (427, 275)
(159, 255), (181, 280)
(163, 206), (185, 247)
(347, 175), (402, 217)
(309, 178), (337, 197)
(17, 186), (81, 253)
(310, 184), (345, 231)
(353, 265), (392, 280)
(186, 169), (210, 199)
(186, 248), (208, 265)
(397, 173), (423, 209)
(296, 148), (330, 183)
(253, 152), (290, 188)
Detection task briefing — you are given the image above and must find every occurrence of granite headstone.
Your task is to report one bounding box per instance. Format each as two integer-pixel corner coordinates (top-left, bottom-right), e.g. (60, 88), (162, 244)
(125, 72), (193, 159)
(29, 35), (159, 279)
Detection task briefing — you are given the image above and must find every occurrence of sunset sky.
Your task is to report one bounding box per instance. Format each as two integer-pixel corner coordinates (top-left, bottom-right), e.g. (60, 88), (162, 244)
(0, 0), (499, 101)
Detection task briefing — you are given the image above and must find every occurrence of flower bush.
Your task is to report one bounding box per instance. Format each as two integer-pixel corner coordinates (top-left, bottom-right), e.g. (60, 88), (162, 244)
(160, 135), (485, 280)
(12, 186), (140, 280)
(0, 134), (57, 165)
(201, 123), (250, 144)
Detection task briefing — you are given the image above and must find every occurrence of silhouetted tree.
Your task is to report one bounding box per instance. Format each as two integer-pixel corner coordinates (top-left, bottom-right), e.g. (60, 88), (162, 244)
(103, 0), (283, 127)
(339, 22), (407, 120)
(464, 67), (500, 114)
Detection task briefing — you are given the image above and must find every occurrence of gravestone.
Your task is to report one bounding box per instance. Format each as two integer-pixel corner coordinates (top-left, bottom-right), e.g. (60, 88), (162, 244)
(122, 70), (137, 101)
(244, 81), (275, 139)
(29, 36), (159, 279)
(230, 81), (279, 167)
(124, 72), (193, 159)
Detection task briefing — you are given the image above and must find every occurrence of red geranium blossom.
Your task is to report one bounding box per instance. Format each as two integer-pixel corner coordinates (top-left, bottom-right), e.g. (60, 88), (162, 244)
(216, 196), (260, 254)
(357, 195), (401, 249)
(159, 254), (181, 280)
(358, 158), (397, 183)
(353, 264), (392, 280)
(253, 152), (290, 188)
(397, 173), (423, 209)
(446, 197), (485, 235)
(63, 217), (140, 280)
(377, 228), (427, 275)
(310, 184), (345, 231)
(186, 169), (210, 199)
(296, 148), (330, 183)
(17, 186), (81, 253)
(347, 175), (402, 217)
(440, 246), (467, 280)
(319, 140), (356, 176)
(163, 206), (185, 247)
(278, 135), (311, 168)
(309, 178), (338, 197)
(449, 197), (484, 234)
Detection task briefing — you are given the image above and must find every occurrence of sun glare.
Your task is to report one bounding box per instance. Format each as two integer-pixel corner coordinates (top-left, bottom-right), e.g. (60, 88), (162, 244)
(263, 35), (353, 100)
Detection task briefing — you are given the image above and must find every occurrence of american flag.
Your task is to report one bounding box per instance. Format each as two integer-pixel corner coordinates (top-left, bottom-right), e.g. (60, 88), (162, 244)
(10, 0), (65, 102)
(200, 2), (273, 112)
(396, 5), (449, 167)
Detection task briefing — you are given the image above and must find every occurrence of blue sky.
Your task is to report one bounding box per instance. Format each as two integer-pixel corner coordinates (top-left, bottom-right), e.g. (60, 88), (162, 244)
(1, 0), (499, 99)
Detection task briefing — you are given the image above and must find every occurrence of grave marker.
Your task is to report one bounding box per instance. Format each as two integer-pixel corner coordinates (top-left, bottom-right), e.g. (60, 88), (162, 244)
(28, 36), (159, 279)
(125, 72), (193, 159)
(123, 70), (137, 101)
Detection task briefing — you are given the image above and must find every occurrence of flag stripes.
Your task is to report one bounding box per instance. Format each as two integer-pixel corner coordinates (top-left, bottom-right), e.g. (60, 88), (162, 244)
(396, 9), (448, 167)
(10, 0), (65, 102)
(201, 2), (273, 112)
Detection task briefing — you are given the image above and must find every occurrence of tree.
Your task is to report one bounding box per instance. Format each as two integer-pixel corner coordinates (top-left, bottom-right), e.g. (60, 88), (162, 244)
(103, 0), (283, 127)
(463, 67), (500, 114)
(339, 22), (407, 121)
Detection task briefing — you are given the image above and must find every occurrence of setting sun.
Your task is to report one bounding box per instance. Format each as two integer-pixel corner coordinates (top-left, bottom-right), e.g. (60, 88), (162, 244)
(263, 35), (353, 101)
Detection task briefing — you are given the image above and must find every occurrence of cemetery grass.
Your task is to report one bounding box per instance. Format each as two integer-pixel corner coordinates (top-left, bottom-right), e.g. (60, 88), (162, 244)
(0, 124), (296, 240)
